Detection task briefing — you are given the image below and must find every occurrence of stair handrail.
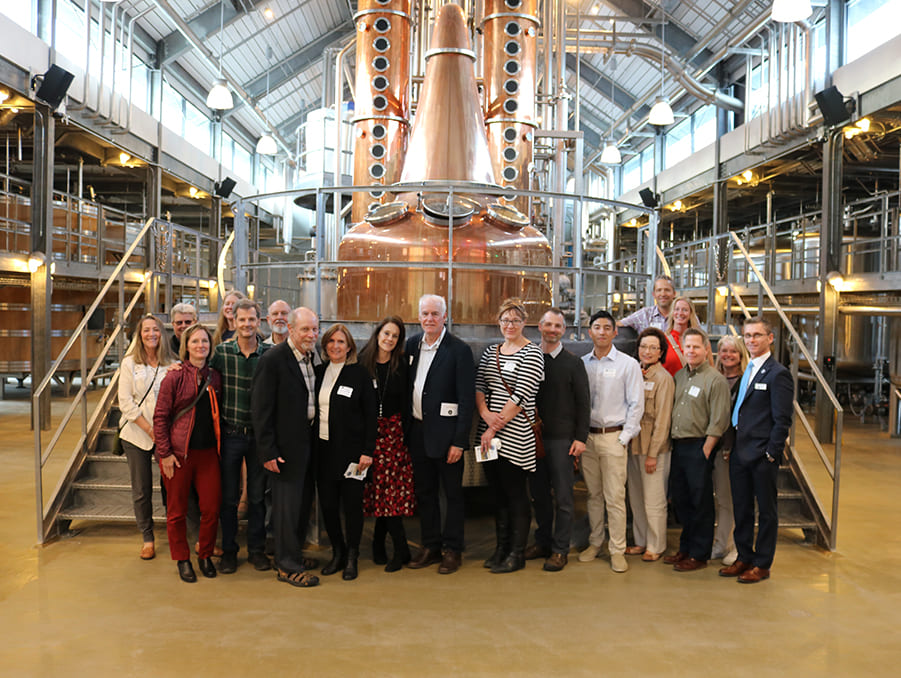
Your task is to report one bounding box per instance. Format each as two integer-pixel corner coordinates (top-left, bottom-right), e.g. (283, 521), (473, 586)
(32, 216), (159, 544)
(728, 230), (843, 549)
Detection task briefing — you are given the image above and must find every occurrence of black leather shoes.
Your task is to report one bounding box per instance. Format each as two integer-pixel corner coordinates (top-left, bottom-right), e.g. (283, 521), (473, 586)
(218, 552), (238, 574)
(491, 552), (525, 574)
(321, 549), (347, 576)
(177, 560), (197, 583)
(343, 548), (360, 580)
(247, 551), (272, 571)
(198, 557), (217, 578)
(407, 548), (442, 569)
(438, 550), (462, 574)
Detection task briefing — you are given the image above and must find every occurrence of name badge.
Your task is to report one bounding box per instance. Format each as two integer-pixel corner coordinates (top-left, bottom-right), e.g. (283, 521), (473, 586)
(440, 402), (459, 417)
(603, 368), (617, 378)
(502, 360), (517, 373)
(337, 385), (354, 398)
(688, 385), (701, 397)
(409, 355), (414, 365)
(754, 382), (768, 391)
(644, 381), (655, 391)
(372, 379), (378, 389)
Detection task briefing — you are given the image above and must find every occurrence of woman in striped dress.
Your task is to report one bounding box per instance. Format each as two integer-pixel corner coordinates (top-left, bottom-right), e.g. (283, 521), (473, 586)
(476, 298), (545, 573)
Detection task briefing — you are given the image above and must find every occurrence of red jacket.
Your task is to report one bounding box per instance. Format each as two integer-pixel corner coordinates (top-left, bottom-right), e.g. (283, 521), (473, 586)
(153, 361), (222, 461)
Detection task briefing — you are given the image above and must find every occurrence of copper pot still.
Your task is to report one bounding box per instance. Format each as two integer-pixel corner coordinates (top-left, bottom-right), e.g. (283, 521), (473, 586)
(337, 2), (551, 324)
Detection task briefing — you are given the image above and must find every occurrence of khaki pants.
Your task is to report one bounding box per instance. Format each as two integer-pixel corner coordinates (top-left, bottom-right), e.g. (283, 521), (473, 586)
(626, 452), (671, 555)
(582, 432), (628, 556)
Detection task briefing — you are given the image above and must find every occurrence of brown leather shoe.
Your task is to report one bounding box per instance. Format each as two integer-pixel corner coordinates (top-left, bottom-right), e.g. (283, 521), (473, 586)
(625, 545), (646, 556)
(673, 557), (707, 572)
(719, 560), (751, 577)
(140, 543), (155, 560)
(407, 548), (442, 569)
(738, 566), (770, 583)
(438, 550), (462, 574)
(524, 543), (551, 560)
(663, 551), (687, 565)
(543, 552), (568, 572)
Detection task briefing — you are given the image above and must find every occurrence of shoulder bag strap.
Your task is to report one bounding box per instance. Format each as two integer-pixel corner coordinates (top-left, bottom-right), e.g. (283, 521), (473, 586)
(119, 365), (159, 432)
(173, 371), (213, 422)
(665, 332), (685, 366)
(495, 347), (536, 427)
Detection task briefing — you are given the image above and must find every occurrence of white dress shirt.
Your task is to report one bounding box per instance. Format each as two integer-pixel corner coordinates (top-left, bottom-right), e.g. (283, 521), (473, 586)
(582, 345), (645, 445)
(318, 361), (344, 441)
(412, 327), (446, 421)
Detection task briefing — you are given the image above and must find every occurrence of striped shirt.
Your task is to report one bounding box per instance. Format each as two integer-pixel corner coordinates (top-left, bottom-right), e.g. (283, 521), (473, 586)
(620, 305), (667, 333)
(476, 342), (545, 471)
(210, 339), (269, 429)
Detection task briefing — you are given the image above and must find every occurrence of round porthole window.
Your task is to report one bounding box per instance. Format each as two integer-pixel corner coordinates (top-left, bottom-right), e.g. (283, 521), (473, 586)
(504, 60), (520, 76)
(503, 126), (518, 143)
(502, 166), (518, 182)
(503, 99), (518, 114)
(370, 163), (385, 179)
(372, 56), (389, 72)
(374, 17), (391, 32)
(504, 40), (520, 56)
(372, 75), (389, 91)
(370, 143), (386, 159)
(372, 123), (387, 139)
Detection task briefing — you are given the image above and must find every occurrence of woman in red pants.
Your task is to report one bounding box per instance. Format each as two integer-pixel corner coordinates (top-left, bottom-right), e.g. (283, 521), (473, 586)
(154, 323), (222, 583)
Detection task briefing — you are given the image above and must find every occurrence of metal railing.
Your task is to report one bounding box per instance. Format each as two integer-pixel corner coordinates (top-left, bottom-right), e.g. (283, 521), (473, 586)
(728, 231), (843, 550)
(31, 217), (160, 544)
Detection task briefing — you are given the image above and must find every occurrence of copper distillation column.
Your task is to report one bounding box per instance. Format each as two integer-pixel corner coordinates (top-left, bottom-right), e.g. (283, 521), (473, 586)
(337, 3), (552, 324)
(350, 0), (413, 224)
(481, 0), (539, 217)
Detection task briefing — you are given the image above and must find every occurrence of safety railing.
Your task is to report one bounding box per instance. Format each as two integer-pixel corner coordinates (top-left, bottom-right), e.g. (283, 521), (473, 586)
(32, 217), (159, 544)
(727, 231), (843, 550)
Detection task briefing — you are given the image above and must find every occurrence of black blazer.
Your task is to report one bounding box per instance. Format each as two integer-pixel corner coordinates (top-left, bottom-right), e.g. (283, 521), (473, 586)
(314, 361), (378, 465)
(733, 355), (793, 464)
(251, 341), (313, 472)
(405, 330), (475, 459)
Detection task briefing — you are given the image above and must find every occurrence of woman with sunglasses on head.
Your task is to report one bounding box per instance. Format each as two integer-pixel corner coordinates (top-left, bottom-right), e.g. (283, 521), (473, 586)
(625, 327), (675, 562)
(476, 298), (545, 573)
(118, 314), (176, 560)
(153, 323), (222, 583)
(359, 317), (416, 572)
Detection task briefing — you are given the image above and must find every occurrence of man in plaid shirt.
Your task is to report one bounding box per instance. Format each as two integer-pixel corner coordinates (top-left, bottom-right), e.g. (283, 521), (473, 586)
(210, 298), (270, 573)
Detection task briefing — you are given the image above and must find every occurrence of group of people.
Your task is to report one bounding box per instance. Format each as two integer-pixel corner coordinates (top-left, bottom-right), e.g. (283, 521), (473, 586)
(116, 280), (792, 588)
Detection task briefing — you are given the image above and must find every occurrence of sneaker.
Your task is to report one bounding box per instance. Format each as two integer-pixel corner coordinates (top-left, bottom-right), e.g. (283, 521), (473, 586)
(219, 552), (238, 574)
(248, 551), (272, 571)
(610, 553), (629, 573)
(578, 544), (601, 563)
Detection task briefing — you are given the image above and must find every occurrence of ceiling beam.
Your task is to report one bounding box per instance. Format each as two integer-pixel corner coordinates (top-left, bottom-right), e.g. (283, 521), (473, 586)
(243, 23), (356, 100)
(159, 0), (269, 65)
(600, 0), (713, 66)
(565, 54), (642, 116)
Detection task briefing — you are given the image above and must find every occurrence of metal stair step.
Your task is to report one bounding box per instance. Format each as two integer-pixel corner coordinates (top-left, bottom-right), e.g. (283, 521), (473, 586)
(59, 494), (165, 522)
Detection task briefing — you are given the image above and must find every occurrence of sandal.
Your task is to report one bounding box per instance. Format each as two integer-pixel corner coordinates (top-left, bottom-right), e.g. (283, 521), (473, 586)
(642, 551), (662, 562)
(625, 546), (646, 556)
(277, 569), (320, 588)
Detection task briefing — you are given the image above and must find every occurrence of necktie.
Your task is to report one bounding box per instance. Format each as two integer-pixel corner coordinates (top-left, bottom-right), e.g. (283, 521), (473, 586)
(732, 363), (753, 428)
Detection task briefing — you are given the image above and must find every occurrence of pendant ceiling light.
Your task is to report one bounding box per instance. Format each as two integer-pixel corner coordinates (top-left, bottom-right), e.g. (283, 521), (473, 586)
(771, 0), (812, 23)
(602, 59), (621, 164)
(255, 47), (277, 155)
(206, 0), (233, 110)
(648, 14), (673, 127)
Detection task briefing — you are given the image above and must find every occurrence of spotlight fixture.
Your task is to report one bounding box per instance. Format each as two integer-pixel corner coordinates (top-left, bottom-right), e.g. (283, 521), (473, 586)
(771, 0), (812, 23)
(215, 177), (236, 199)
(119, 152), (131, 164)
(639, 187), (659, 208)
(814, 86), (851, 127)
(600, 140), (621, 164)
(32, 64), (75, 110)
(0, 89), (9, 104)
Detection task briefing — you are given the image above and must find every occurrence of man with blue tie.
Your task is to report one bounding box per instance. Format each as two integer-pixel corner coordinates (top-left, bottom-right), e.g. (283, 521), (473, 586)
(719, 317), (793, 583)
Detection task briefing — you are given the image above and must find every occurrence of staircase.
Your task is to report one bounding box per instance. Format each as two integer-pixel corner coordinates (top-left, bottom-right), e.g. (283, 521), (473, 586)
(776, 464), (818, 541)
(56, 406), (165, 531)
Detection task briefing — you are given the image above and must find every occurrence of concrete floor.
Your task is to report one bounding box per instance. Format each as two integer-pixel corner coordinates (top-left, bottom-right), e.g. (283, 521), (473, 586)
(2, 384), (901, 677)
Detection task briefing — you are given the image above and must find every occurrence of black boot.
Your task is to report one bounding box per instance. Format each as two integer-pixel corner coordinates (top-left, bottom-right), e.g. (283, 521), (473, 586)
(321, 547), (347, 576)
(483, 508), (511, 569)
(372, 518), (388, 565)
(492, 507), (528, 573)
(343, 547), (360, 580)
(385, 518), (411, 572)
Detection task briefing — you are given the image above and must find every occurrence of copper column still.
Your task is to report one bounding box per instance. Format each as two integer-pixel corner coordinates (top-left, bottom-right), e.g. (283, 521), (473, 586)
(351, 0), (413, 224)
(337, 2), (552, 324)
(481, 0), (539, 216)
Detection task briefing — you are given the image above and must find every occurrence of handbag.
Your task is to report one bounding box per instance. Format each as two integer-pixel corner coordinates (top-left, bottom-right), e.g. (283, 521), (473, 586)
(114, 365), (159, 455)
(495, 348), (545, 460)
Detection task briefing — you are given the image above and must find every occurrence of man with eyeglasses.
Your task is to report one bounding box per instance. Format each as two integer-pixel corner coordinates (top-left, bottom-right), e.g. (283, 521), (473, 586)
(719, 317), (792, 584)
(169, 303), (197, 356)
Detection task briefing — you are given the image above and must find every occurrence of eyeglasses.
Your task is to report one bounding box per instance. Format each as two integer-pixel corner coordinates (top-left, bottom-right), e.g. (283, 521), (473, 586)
(638, 343), (661, 351)
(499, 318), (524, 326)
(743, 332), (768, 340)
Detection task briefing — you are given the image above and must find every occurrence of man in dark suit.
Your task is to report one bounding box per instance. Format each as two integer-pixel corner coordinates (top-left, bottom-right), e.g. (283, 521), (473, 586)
(719, 316), (793, 584)
(406, 294), (475, 574)
(251, 307), (321, 588)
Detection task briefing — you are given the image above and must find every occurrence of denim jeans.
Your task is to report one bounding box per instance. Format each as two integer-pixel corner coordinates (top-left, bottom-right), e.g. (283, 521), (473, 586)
(219, 432), (266, 555)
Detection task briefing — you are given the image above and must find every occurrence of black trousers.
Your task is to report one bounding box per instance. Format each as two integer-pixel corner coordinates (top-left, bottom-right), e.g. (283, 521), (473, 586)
(730, 452), (779, 569)
(671, 438), (715, 560)
(408, 419), (465, 552)
(316, 439), (365, 552)
(268, 454), (311, 573)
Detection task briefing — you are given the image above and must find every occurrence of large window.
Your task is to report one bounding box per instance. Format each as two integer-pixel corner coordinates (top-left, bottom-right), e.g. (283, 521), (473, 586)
(622, 155), (642, 193)
(847, 0), (901, 62)
(693, 104), (716, 150)
(664, 117), (692, 169)
(2, 1), (34, 32)
(184, 100), (211, 155)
